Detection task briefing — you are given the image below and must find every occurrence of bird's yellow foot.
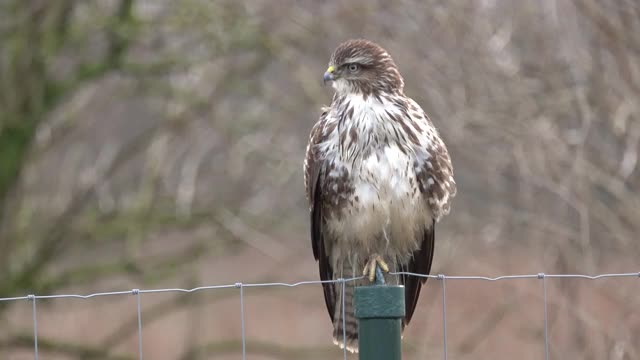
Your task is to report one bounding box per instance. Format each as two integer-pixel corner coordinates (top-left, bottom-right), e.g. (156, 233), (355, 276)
(362, 254), (389, 282)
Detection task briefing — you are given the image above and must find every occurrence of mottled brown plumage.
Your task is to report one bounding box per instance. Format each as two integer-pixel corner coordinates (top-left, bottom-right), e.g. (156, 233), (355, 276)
(304, 39), (456, 352)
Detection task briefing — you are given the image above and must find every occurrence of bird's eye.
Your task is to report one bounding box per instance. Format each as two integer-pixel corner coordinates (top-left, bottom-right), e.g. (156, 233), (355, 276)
(348, 63), (360, 73)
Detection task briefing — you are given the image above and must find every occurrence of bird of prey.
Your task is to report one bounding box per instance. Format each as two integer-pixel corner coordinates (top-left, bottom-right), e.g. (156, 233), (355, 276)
(304, 39), (456, 353)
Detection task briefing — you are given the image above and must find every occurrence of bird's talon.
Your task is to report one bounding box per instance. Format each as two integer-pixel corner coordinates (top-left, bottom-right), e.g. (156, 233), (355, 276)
(368, 261), (376, 282)
(363, 254), (389, 282)
(376, 255), (389, 272)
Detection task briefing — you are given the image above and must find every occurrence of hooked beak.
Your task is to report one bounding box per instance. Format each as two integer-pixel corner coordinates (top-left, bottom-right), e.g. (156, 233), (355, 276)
(323, 65), (336, 84)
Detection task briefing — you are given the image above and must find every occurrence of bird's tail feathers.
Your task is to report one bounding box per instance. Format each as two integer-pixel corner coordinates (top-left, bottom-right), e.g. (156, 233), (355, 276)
(332, 281), (358, 353)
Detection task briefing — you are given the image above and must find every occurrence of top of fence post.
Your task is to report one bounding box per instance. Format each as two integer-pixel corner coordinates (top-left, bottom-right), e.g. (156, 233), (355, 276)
(355, 267), (404, 360)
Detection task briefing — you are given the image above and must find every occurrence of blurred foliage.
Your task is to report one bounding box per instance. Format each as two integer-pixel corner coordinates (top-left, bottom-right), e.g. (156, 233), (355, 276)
(0, 0), (639, 359)
(0, 1), (133, 206)
(0, 0), (136, 299)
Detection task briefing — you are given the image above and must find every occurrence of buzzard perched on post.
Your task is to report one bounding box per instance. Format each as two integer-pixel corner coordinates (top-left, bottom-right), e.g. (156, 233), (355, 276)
(304, 39), (456, 352)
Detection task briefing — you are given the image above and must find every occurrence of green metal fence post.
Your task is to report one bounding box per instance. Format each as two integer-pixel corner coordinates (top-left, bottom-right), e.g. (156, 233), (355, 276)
(355, 272), (404, 360)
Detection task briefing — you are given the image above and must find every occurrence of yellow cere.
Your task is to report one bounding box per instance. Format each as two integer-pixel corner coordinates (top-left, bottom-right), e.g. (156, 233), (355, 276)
(326, 65), (335, 73)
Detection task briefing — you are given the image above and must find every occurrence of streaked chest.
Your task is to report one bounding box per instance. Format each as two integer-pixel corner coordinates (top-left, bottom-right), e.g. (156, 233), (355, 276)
(319, 95), (431, 243)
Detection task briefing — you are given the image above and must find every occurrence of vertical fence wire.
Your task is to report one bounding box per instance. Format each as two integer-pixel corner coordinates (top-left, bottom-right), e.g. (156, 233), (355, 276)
(341, 278), (347, 360)
(28, 295), (39, 360)
(439, 274), (448, 360)
(133, 289), (143, 360)
(539, 274), (550, 360)
(237, 283), (246, 360)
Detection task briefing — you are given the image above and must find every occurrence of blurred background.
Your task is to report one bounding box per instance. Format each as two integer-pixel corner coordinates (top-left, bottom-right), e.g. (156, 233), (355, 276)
(1, 1), (639, 359)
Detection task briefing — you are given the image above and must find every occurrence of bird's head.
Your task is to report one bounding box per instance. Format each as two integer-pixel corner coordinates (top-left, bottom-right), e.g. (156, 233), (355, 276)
(323, 39), (404, 96)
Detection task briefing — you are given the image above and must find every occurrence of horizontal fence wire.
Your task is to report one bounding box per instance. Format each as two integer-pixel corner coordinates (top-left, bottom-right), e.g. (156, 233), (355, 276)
(3, 272), (638, 302)
(1, 272), (638, 360)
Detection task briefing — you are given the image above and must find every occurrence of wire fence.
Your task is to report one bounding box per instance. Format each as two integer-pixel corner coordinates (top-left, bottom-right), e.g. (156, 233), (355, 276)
(1, 271), (638, 360)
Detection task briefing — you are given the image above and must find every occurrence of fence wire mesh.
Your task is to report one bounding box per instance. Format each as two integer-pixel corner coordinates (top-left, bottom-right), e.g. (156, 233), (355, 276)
(1, 271), (638, 360)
